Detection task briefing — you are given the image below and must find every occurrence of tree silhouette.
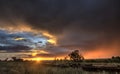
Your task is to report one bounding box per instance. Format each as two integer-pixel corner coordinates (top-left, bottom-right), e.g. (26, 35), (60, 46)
(68, 50), (84, 62)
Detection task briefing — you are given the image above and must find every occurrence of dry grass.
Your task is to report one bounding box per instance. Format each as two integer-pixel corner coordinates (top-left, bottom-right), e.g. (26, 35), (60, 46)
(0, 61), (119, 74)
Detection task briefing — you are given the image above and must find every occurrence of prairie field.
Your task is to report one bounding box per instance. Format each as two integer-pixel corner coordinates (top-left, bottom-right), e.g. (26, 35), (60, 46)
(0, 61), (120, 74)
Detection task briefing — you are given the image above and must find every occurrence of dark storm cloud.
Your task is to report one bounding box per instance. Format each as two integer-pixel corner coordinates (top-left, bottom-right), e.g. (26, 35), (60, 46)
(0, 45), (30, 52)
(0, 30), (48, 52)
(0, 0), (120, 52)
(0, 0), (118, 33)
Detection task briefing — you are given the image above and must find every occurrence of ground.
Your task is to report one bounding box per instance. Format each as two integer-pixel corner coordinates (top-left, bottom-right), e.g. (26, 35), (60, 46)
(0, 61), (120, 74)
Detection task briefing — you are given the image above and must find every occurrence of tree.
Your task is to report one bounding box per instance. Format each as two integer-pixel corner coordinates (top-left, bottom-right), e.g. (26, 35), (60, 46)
(68, 50), (84, 62)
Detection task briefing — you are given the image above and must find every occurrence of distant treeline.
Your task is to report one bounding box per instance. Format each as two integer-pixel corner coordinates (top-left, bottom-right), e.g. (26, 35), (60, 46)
(85, 56), (120, 63)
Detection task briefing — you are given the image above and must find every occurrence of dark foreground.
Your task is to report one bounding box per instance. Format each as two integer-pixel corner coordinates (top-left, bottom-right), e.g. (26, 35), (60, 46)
(0, 61), (120, 74)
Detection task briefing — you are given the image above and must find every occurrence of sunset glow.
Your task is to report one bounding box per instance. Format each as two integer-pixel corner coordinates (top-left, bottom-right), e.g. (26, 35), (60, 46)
(23, 57), (54, 61)
(0, 0), (119, 62)
(39, 50), (49, 54)
(42, 32), (57, 45)
(32, 52), (37, 57)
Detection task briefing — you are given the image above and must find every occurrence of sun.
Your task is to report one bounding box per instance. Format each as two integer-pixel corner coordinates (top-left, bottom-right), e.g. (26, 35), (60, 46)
(34, 58), (41, 62)
(30, 57), (41, 62)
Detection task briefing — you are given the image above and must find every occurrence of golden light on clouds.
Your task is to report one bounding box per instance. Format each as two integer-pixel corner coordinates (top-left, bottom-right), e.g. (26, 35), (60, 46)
(32, 52), (37, 57)
(39, 50), (49, 54)
(0, 21), (33, 33)
(47, 39), (56, 45)
(0, 21), (58, 46)
(31, 50), (49, 57)
(42, 32), (57, 46)
(10, 25), (32, 32)
(31, 49), (49, 57)
(28, 50), (57, 61)
(14, 37), (25, 41)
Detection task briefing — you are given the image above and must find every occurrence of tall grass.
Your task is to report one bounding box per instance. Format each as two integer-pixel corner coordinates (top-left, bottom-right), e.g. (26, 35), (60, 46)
(0, 62), (119, 74)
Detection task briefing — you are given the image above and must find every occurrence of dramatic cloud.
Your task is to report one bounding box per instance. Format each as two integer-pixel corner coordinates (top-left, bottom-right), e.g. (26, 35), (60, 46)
(0, 30), (49, 52)
(0, 45), (30, 52)
(0, 0), (120, 59)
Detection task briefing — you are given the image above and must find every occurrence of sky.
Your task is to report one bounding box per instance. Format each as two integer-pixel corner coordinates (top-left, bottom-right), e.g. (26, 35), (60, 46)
(0, 0), (120, 60)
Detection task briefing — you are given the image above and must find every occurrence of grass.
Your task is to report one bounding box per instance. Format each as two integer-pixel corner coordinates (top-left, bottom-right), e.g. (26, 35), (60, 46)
(0, 61), (119, 74)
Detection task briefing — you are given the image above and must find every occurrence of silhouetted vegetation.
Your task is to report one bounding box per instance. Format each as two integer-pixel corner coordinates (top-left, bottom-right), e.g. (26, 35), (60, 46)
(84, 56), (120, 63)
(68, 50), (84, 62)
(111, 56), (120, 63)
(0, 50), (120, 74)
(11, 57), (24, 62)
